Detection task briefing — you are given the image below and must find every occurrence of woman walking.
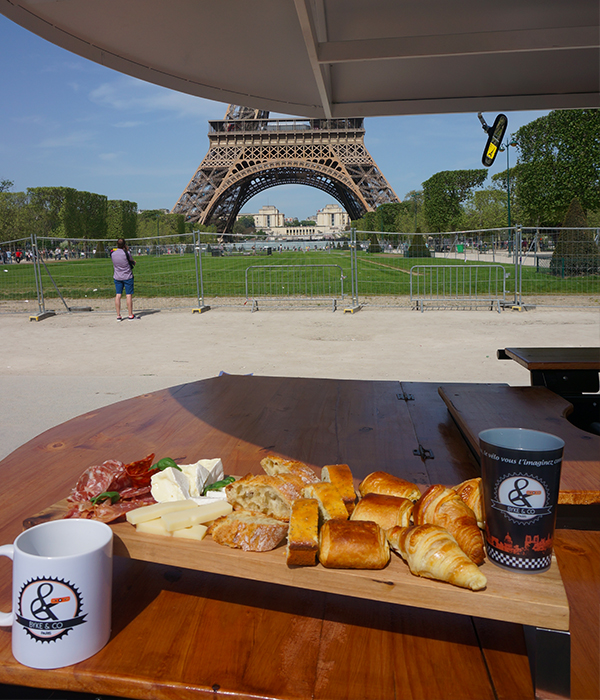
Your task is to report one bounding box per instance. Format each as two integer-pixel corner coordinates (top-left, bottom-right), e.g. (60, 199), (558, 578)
(111, 239), (137, 320)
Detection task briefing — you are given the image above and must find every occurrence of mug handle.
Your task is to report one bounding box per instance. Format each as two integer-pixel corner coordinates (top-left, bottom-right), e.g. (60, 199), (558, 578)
(0, 544), (14, 626)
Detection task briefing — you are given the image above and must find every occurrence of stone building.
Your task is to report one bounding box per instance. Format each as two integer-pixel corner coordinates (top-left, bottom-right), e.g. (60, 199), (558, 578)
(239, 203), (349, 238)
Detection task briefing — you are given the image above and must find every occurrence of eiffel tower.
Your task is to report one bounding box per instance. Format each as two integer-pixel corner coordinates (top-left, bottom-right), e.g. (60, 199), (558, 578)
(172, 105), (399, 232)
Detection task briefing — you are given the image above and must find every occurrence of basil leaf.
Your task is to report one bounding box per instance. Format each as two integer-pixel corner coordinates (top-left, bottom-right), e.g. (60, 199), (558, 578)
(202, 476), (235, 496)
(151, 457), (181, 472)
(91, 491), (120, 505)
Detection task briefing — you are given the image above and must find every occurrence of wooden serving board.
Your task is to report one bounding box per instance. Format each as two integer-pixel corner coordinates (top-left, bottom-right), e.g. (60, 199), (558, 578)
(25, 500), (569, 632)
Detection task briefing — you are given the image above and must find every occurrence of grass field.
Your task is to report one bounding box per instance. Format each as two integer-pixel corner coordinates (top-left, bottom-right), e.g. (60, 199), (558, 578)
(1, 250), (598, 303)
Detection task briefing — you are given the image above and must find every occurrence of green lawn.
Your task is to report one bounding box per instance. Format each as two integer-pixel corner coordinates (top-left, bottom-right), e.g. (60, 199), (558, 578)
(1, 251), (598, 301)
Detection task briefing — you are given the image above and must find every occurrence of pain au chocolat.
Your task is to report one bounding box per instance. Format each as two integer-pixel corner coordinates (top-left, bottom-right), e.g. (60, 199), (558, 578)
(358, 471), (421, 502)
(350, 493), (413, 530)
(319, 520), (390, 569)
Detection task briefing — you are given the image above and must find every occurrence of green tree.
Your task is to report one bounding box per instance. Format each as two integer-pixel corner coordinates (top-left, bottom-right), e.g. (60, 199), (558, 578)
(0, 179), (14, 193)
(460, 187), (511, 230)
(514, 109), (600, 226)
(550, 198), (600, 276)
(233, 215), (256, 235)
(423, 169), (487, 232)
(0, 191), (27, 242)
(405, 234), (431, 258)
(108, 200), (138, 240)
(395, 191), (425, 233)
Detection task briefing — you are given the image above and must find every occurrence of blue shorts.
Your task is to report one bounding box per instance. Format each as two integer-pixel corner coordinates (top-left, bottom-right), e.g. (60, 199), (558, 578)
(114, 278), (134, 295)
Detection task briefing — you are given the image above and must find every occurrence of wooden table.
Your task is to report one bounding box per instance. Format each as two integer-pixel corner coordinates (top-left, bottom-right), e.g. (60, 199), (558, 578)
(498, 347), (600, 395)
(0, 375), (598, 700)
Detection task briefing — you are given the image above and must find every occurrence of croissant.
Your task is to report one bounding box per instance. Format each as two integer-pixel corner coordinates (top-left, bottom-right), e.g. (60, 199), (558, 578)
(413, 484), (485, 565)
(453, 477), (484, 529)
(387, 524), (487, 591)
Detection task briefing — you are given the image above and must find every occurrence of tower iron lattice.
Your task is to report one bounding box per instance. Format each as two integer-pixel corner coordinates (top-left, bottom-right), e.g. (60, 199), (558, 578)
(172, 105), (399, 232)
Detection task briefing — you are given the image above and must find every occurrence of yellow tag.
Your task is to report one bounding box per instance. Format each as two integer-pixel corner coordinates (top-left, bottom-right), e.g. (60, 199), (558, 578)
(487, 143), (498, 159)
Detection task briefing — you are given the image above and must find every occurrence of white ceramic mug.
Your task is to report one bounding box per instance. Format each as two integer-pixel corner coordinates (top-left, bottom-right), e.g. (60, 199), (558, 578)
(0, 519), (113, 669)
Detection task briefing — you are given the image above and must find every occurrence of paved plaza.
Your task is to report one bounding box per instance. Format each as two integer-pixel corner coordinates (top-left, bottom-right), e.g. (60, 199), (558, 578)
(0, 305), (598, 462)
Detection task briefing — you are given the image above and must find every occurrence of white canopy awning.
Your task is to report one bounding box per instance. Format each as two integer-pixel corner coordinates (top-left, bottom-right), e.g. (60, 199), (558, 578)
(1, 0), (598, 118)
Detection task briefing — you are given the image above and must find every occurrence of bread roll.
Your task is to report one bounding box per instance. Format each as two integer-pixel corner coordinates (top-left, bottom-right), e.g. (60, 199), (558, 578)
(209, 512), (288, 552)
(321, 464), (357, 514)
(286, 498), (320, 566)
(358, 471), (421, 502)
(260, 454), (319, 485)
(387, 524), (487, 591)
(413, 484), (485, 565)
(302, 482), (348, 521)
(453, 477), (484, 529)
(225, 473), (304, 521)
(319, 520), (390, 569)
(350, 493), (413, 530)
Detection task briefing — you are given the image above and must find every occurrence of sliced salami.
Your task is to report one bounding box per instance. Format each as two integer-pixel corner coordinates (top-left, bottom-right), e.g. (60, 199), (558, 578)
(68, 460), (124, 502)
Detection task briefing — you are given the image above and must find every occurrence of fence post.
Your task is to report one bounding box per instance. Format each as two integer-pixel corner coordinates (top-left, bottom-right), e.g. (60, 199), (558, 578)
(515, 225), (523, 306)
(32, 234), (45, 316)
(192, 230), (210, 314)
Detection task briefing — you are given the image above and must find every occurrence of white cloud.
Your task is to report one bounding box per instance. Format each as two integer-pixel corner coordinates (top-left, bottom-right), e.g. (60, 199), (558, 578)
(114, 121), (145, 128)
(89, 77), (223, 119)
(38, 131), (96, 149)
(98, 152), (121, 161)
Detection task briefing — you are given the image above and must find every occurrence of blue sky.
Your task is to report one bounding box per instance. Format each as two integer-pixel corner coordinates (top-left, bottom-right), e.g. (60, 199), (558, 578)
(0, 14), (550, 221)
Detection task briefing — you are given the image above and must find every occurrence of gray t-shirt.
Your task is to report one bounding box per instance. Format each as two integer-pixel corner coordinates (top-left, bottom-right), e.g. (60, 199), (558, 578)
(111, 248), (133, 281)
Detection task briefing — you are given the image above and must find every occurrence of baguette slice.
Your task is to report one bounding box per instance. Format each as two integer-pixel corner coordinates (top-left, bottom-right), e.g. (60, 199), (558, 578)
(319, 520), (390, 569)
(321, 464), (357, 514)
(302, 482), (348, 521)
(208, 511), (288, 552)
(358, 471), (421, 502)
(260, 454), (319, 485)
(286, 498), (320, 566)
(226, 473), (305, 521)
(350, 493), (413, 530)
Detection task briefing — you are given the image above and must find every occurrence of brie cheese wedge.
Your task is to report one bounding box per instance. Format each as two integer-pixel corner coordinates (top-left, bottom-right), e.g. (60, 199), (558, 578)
(150, 467), (191, 502)
(179, 458), (224, 497)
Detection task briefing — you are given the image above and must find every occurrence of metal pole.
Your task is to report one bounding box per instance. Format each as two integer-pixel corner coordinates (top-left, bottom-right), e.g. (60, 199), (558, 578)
(350, 228), (356, 304)
(517, 225), (523, 306)
(32, 234), (44, 315)
(193, 230), (201, 307)
(353, 228), (359, 306)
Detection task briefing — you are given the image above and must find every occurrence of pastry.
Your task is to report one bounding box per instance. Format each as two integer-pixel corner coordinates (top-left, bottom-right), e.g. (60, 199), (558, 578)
(260, 454), (319, 484)
(358, 471), (421, 502)
(225, 473), (305, 521)
(321, 463), (357, 514)
(412, 484), (485, 565)
(387, 524), (487, 591)
(209, 511), (288, 552)
(453, 477), (484, 529)
(319, 520), (390, 569)
(350, 493), (413, 530)
(286, 498), (320, 566)
(302, 482), (349, 521)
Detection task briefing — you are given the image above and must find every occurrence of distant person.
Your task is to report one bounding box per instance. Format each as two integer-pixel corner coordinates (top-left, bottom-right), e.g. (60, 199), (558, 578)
(111, 238), (137, 321)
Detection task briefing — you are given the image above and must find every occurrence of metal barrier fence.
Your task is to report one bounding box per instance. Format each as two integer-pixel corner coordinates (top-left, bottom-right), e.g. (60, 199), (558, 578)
(0, 226), (597, 314)
(354, 227), (599, 308)
(245, 264), (345, 311)
(410, 265), (507, 311)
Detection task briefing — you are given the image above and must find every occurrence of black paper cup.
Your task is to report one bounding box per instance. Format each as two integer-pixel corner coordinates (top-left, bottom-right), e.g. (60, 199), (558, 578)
(479, 428), (564, 573)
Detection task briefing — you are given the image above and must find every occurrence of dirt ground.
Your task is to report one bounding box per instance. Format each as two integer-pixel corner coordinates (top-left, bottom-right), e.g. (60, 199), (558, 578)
(0, 303), (598, 461)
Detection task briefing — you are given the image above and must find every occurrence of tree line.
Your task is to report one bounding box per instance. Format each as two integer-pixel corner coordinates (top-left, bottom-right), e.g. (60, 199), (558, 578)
(353, 109), (600, 234)
(0, 185), (217, 245)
